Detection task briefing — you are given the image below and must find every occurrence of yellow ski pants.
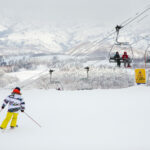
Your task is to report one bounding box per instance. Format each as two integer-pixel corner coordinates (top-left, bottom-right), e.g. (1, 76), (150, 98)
(1, 112), (18, 129)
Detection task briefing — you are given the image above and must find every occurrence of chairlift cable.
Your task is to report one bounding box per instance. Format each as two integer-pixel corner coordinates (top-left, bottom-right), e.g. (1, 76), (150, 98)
(122, 8), (150, 28)
(137, 15), (149, 23)
(96, 7), (150, 45)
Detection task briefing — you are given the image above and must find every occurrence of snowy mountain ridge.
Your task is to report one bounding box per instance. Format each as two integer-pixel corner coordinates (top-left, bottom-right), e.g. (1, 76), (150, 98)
(0, 20), (109, 56)
(0, 17), (149, 57)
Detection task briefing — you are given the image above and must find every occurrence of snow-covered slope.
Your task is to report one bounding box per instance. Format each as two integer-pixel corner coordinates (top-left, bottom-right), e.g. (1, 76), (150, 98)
(0, 86), (150, 150)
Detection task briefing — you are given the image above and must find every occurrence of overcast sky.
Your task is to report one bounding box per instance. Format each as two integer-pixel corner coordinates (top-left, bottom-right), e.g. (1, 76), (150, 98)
(0, 0), (149, 26)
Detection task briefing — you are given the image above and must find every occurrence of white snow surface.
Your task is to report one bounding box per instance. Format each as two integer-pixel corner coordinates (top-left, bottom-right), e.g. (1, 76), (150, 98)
(0, 86), (150, 150)
(8, 66), (48, 82)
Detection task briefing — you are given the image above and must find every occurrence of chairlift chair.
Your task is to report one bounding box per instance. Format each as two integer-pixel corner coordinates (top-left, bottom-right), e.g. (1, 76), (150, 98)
(144, 46), (150, 67)
(109, 25), (134, 64)
(109, 42), (134, 63)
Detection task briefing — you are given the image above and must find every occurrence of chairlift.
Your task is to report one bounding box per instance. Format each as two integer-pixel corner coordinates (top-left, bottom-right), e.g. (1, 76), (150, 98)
(109, 25), (134, 64)
(109, 42), (134, 63)
(144, 45), (150, 66)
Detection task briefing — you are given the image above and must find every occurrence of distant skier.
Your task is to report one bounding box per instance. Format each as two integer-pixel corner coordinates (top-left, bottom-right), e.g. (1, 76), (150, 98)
(114, 51), (121, 67)
(0, 87), (25, 129)
(122, 51), (131, 68)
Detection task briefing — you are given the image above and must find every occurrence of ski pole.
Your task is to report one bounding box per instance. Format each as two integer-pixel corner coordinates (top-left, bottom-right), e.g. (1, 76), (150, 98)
(24, 112), (42, 128)
(0, 108), (2, 113)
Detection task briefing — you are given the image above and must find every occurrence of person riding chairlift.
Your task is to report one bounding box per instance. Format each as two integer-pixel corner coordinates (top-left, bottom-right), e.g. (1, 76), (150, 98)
(114, 52), (121, 67)
(122, 51), (131, 68)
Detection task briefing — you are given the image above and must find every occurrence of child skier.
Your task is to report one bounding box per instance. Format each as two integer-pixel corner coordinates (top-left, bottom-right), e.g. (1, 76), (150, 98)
(0, 87), (25, 129)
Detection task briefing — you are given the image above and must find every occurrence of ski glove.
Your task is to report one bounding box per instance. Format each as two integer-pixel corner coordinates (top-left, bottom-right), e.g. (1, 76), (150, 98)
(21, 110), (24, 112)
(1, 106), (4, 109)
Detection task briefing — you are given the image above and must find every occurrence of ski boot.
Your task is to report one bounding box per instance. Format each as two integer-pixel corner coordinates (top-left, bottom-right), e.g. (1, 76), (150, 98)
(10, 125), (18, 129)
